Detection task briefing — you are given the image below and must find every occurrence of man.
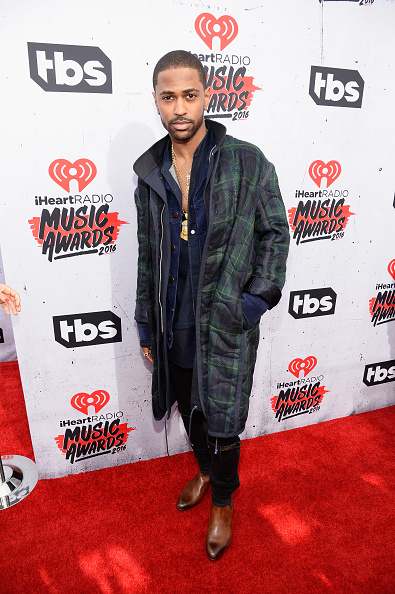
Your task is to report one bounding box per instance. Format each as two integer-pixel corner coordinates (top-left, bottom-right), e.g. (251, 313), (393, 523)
(134, 50), (289, 560)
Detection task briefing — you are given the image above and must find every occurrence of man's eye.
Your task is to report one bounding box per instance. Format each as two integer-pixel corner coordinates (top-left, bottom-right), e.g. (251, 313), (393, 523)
(187, 94), (197, 99)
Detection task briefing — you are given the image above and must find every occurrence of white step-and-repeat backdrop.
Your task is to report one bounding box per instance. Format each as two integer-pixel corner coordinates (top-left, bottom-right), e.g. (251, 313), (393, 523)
(1, 0), (394, 478)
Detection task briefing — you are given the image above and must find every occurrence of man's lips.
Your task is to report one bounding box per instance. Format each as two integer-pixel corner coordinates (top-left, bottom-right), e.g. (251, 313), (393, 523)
(171, 120), (192, 130)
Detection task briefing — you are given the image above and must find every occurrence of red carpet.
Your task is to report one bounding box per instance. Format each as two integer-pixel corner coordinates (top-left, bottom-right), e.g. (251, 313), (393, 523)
(1, 361), (394, 593)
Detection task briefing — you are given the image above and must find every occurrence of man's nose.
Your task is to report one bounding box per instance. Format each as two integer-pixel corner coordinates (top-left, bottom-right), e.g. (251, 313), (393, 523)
(174, 97), (187, 115)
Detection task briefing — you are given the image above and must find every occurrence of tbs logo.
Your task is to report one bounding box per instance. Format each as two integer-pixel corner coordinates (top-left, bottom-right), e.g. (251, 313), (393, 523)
(289, 288), (337, 319)
(28, 43), (112, 93)
(53, 311), (121, 348)
(309, 66), (364, 108)
(363, 360), (395, 387)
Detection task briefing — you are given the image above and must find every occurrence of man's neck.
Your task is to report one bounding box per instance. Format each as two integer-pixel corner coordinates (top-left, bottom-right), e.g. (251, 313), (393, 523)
(171, 123), (207, 160)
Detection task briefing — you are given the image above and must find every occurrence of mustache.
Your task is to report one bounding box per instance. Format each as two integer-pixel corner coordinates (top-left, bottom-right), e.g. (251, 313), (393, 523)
(169, 117), (194, 124)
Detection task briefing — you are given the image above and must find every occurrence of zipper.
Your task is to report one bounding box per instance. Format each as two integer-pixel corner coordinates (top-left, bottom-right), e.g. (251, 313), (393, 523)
(208, 146), (216, 173)
(158, 204), (165, 333)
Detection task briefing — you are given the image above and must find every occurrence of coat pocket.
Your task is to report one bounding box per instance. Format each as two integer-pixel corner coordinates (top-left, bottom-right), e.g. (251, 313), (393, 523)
(241, 292), (269, 330)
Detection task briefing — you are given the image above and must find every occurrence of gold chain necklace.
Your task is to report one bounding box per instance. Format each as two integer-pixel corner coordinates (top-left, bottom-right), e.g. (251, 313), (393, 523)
(171, 144), (191, 192)
(171, 144), (191, 241)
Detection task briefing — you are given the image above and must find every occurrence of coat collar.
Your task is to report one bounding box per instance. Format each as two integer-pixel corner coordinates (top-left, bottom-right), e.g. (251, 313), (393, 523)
(133, 119), (227, 181)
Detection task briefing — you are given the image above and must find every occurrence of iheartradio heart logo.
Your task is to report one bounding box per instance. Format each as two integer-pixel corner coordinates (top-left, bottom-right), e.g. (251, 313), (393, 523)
(288, 357), (317, 379)
(388, 259), (395, 280)
(309, 160), (341, 189)
(49, 158), (97, 192)
(71, 390), (110, 415)
(195, 13), (238, 51)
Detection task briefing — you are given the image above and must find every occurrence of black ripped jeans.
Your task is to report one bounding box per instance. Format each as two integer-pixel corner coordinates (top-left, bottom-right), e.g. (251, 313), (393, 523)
(168, 360), (240, 507)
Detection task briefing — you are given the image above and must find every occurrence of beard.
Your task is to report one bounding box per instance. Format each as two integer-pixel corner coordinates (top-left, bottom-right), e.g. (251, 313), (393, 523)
(161, 113), (205, 143)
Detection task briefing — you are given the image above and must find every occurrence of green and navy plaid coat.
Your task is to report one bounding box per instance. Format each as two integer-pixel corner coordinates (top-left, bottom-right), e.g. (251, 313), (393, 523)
(134, 120), (289, 437)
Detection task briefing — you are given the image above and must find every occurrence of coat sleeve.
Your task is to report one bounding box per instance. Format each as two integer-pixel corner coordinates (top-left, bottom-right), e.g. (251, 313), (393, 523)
(245, 161), (290, 309)
(134, 180), (151, 344)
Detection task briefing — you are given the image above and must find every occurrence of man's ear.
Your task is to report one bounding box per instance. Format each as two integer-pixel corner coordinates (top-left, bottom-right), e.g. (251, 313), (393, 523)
(153, 91), (159, 114)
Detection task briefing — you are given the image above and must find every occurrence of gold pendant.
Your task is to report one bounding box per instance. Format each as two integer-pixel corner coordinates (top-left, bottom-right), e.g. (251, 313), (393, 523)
(181, 219), (188, 241)
(181, 212), (188, 241)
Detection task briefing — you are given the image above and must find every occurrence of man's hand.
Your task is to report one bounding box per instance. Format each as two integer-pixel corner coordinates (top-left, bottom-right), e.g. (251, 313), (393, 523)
(142, 347), (153, 364)
(0, 283), (21, 316)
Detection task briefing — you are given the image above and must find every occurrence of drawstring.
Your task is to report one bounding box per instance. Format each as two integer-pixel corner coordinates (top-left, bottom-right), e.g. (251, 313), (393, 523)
(188, 405), (198, 447)
(215, 437), (218, 455)
(164, 415), (172, 459)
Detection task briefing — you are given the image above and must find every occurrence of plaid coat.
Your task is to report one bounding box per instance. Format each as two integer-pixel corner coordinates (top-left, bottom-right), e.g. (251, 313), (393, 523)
(134, 120), (289, 437)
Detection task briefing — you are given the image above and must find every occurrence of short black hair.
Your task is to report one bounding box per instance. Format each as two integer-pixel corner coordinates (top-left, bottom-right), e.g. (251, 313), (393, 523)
(153, 50), (207, 90)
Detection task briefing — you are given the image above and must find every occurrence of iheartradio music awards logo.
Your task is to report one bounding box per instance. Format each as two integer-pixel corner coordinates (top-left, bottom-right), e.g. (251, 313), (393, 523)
(192, 13), (261, 121)
(49, 158), (97, 191)
(28, 158), (128, 262)
(55, 389), (135, 465)
(288, 160), (355, 245)
(369, 260), (395, 327)
(319, 0), (374, 5)
(271, 356), (329, 423)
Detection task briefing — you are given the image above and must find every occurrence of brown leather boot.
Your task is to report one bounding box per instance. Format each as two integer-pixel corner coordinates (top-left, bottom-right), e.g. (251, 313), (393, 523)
(206, 502), (233, 560)
(176, 471), (211, 511)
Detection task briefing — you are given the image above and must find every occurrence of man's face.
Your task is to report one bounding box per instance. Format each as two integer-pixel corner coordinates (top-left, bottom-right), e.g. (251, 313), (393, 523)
(153, 67), (210, 143)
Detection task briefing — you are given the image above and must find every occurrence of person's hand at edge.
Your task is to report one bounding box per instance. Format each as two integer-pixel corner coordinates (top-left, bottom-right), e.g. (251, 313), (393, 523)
(142, 347), (153, 364)
(0, 283), (21, 316)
